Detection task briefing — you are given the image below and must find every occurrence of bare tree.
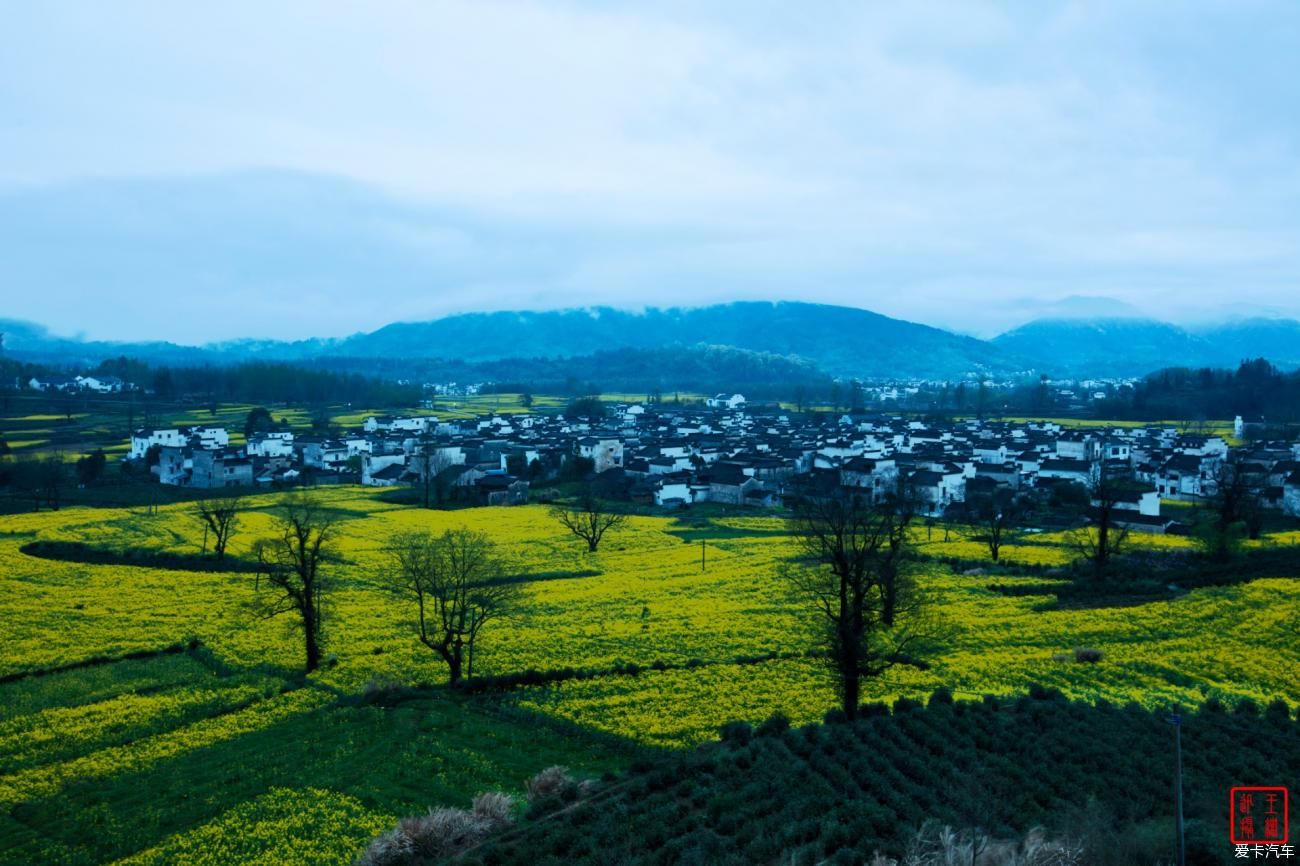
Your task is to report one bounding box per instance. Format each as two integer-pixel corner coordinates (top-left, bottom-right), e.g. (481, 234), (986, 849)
(251, 494), (336, 673)
(1071, 466), (1131, 577)
(384, 529), (520, 685)
(1196, 459), (1266, 559)
(549, 488), (627, 552)
(782, 486), (937, 720)
(968, 488), (1025, 563)
(194, 496), (241, 559)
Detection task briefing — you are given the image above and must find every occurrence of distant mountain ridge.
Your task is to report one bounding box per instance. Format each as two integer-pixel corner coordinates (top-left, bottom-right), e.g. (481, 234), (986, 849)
(2, 302), (1032, 380)
(323, 302), (1027, 378)
(4, 303), (1298, 380)
(993, 315), (1300, 375)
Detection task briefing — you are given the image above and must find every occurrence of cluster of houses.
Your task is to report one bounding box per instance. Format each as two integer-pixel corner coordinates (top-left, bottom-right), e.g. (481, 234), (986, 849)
(28, 374), (127, 393)
(127, 403), (1300, 527)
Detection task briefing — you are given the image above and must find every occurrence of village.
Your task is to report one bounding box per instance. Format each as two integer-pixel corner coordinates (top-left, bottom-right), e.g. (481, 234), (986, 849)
(125, 393), (1300, 527)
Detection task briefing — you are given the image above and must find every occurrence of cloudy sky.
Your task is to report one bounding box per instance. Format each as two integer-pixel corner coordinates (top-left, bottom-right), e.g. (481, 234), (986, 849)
(2, 1), (1298, 344)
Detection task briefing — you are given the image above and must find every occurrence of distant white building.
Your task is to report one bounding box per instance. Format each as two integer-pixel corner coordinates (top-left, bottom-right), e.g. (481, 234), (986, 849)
(190, 426), (229, 450)
(75, 375), (124, 393)
(27, 375), (77, 392)
(654, 478), (692, 506)
(246, 432), (295, 458)
(390, 416), (432, 433)
(576, 437), (624, 473)
(1284, 472), (1300, 517)
(706, 393), (746, 410)
(362, 453), (407, 486)
(130, 429), (188, 460)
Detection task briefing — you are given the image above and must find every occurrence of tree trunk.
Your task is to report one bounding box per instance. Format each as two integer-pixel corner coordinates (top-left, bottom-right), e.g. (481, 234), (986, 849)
(841, 659), (860, 721)
(587, 538), (598, 552)
(1096, 518), (1110, 571)
(304, 620), (321, 672)
(447, 651), (463, 686)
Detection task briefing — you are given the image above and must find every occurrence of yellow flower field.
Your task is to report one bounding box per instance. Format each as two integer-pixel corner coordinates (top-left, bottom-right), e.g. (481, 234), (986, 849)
(3, 490), (1296, 733)
(109, 788), (395, 866)
(1, 487), (1297, 862)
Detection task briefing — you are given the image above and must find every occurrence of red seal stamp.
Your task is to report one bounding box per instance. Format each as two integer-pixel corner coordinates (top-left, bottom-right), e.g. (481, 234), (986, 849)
(1231, 787), (1289, 846)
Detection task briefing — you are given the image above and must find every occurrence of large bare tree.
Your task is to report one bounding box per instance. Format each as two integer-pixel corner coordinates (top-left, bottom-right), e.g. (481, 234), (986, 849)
(384, 528), (519, 685)
(194, 496), (241, 560)
(251, 494), (336, 672)
(968, 488), (1025, 563)
(783, 485), (936, 720)
(549, 488), (627, 552)
(1196, 459), (1266, 559)
(1071, 465), (1132, 577)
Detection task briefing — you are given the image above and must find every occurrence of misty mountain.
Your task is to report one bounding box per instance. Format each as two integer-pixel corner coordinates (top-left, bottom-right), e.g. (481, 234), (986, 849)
(322, 302), (1027, 379)
(991, 317), (1236, 376)
(0, 319), (214, 367)
(7, 303), (1300, 383)
(1, 302), (1030, 380)
(993, 316), (1300, 376)
(1192, 318), (1300, 369)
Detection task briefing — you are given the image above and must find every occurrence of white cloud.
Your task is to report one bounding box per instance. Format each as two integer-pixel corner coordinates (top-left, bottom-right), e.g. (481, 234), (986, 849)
(1, 1), (1297, 340)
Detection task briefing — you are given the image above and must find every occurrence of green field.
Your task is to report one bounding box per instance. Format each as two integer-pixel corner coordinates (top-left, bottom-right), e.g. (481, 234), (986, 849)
(0, 488), (1296, 864)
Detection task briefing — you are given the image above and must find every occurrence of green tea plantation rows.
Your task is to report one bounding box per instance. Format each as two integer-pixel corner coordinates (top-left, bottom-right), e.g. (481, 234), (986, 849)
(457, 690), (1299, 866)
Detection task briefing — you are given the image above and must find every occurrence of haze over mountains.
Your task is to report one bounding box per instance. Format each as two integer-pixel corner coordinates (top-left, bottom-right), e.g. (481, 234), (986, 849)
(4, 301), (1299, 382)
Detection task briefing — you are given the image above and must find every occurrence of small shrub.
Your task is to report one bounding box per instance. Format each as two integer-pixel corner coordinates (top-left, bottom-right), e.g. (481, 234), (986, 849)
(526, 766), (578, 803)
(892, 697), (921, 714)
(356, 809), (478, 865)
(927, 688), (954, 707)
(720, 721), (753, 744)
(354, 829), (413, 866)
(472, 792), (516, 831)
(756, 712), (791, 737)
(1073, 647), (1104, 664)
(1028, 683), (1067, 702)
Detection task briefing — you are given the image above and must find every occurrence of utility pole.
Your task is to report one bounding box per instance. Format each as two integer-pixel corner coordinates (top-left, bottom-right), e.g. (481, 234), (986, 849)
(1168, 705), (1185, 866)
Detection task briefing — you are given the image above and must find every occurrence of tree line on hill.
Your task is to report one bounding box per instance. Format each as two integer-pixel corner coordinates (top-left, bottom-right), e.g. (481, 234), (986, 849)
(907, 357), (1300, 426)
(90, 357), (423, 406)
(1005, 357), (1300, 425)
(1103, 357), (1300, 425)
(312, 342), (833, 400)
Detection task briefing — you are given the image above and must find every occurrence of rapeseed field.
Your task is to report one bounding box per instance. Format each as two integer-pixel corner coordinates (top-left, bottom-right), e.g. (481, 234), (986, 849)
(1, 487), (1295, 864)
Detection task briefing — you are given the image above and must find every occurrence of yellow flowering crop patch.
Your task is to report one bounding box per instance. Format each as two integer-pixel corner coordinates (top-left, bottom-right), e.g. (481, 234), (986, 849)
(110, 787), (394, 866)
(2, 490), (1297, 760)
(0, 687), (331, 808)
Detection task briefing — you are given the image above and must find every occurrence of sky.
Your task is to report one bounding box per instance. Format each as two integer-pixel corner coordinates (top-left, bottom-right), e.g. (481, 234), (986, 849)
(1, 1), (1298, 344)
